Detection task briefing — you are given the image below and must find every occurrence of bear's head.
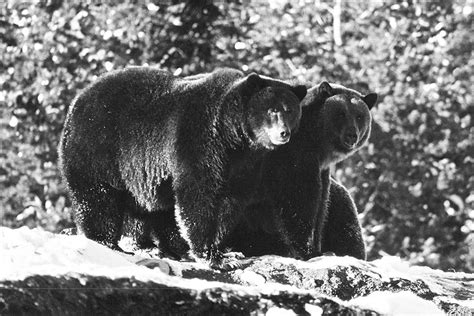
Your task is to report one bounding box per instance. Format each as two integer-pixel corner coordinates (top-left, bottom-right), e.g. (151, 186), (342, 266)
(301, 81), (377, 165)
(240, 73), (307, 150)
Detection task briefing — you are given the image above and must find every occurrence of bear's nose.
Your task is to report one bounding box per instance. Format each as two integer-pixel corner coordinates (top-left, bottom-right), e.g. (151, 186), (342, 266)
(343, 133), (357, 146)
(280, 130), (290, 139)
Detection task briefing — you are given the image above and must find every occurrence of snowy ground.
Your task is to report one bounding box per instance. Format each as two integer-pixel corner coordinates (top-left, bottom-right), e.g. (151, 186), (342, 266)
(1, 226), (472, 315)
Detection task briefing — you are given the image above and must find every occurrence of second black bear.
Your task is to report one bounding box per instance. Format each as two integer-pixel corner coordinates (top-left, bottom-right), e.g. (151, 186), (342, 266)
(59, 67), (307, 270)
(223, 82), (377, 259)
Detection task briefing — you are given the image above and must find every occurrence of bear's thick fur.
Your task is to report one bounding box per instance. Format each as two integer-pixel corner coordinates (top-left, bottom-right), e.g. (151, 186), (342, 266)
(59, 67), (307, 269)
(321, 178), (366, 259)
(222, 82), (377, 259)
(129, 82), (377, 261)
(220, 178), (366, 259)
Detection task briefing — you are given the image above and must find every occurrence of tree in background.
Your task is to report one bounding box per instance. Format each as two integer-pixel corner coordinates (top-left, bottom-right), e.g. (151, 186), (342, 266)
(1, 0), (472, 272)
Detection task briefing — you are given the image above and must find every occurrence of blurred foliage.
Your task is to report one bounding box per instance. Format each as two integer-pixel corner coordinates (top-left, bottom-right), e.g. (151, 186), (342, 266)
(0, 0), (472, 272)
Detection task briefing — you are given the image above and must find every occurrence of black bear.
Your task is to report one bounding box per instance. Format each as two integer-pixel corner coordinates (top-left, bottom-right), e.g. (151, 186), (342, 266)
(59, 67), (306, 270)
(222, 82), (377, 260)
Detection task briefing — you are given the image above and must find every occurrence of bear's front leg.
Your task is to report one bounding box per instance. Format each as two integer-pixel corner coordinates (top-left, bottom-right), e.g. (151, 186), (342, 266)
(68, 176), (131, 254)
(275, 185), (319, 259)
(280, 210), (316, 259)
(173, 181), (243, 270)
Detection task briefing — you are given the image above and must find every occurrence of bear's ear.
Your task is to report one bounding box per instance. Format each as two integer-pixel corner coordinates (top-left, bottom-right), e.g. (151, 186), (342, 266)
(318, 81), (333, 98)
(363, 93), (378, 109)
(246, 73), (265, 89)
(292, 85), (307, 101)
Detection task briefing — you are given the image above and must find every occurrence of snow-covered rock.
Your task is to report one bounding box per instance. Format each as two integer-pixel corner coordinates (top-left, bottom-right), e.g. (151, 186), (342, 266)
(1, 227), (472, 315)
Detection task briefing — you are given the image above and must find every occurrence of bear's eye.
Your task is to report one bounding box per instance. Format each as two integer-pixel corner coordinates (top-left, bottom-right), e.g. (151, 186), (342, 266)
(337, 111), (345, 120)
(268, 108), (279, 114)
(356, 114), (363, 121)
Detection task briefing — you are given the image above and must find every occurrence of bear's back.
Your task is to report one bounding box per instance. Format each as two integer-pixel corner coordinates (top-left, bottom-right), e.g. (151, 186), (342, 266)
(67, 67), (245, 132)
(65, 67), (175, 127)
(174, 68), (244, 102)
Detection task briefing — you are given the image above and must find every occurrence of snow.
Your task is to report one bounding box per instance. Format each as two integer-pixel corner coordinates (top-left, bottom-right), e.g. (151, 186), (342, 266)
(238, 269), (266, 285)
(0, 226), (246, 293)
(1, 226), (472, 314)
(0, 226), (155, 280)
(304, 304), (323, 315)
(349, 291), (445, 315)
(265, 253), (368, 270)
(266, 306), (297, 316)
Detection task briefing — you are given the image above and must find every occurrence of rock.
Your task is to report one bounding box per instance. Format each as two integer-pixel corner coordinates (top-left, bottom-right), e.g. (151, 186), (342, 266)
(1, 227), (473, 315)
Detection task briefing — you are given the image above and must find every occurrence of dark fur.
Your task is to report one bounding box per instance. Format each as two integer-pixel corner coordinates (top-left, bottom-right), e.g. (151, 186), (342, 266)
(221, 178), (366, 260)
(140, 82), (377, 261)
(59, 67), (306, 269)
(223, 82), (377, 259)
(321, 179), (366, 259)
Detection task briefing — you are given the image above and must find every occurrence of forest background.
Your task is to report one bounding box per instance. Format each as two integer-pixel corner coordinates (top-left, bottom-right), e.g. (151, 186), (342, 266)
(1, 0), (472, 272)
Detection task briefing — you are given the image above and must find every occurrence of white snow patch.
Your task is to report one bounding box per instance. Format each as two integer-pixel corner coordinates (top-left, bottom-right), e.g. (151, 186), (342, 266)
(1, 226), (473, 314)
(0, 227), (254, 293)
(304, 303), (323, 315)
(238, 270), (266, 286)
(349, 291), (445, 316)
(1, 226), (138, 279)
(0, 227), (316, 298)
(371, 256), (474, 296)
(371, 255), (473, 279)
(257, 254), (371, 273)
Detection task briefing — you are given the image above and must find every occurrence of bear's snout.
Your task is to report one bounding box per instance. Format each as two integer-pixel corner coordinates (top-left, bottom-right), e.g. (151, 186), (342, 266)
(342, 131), (358, 148)
(266, 126), (291, 146)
